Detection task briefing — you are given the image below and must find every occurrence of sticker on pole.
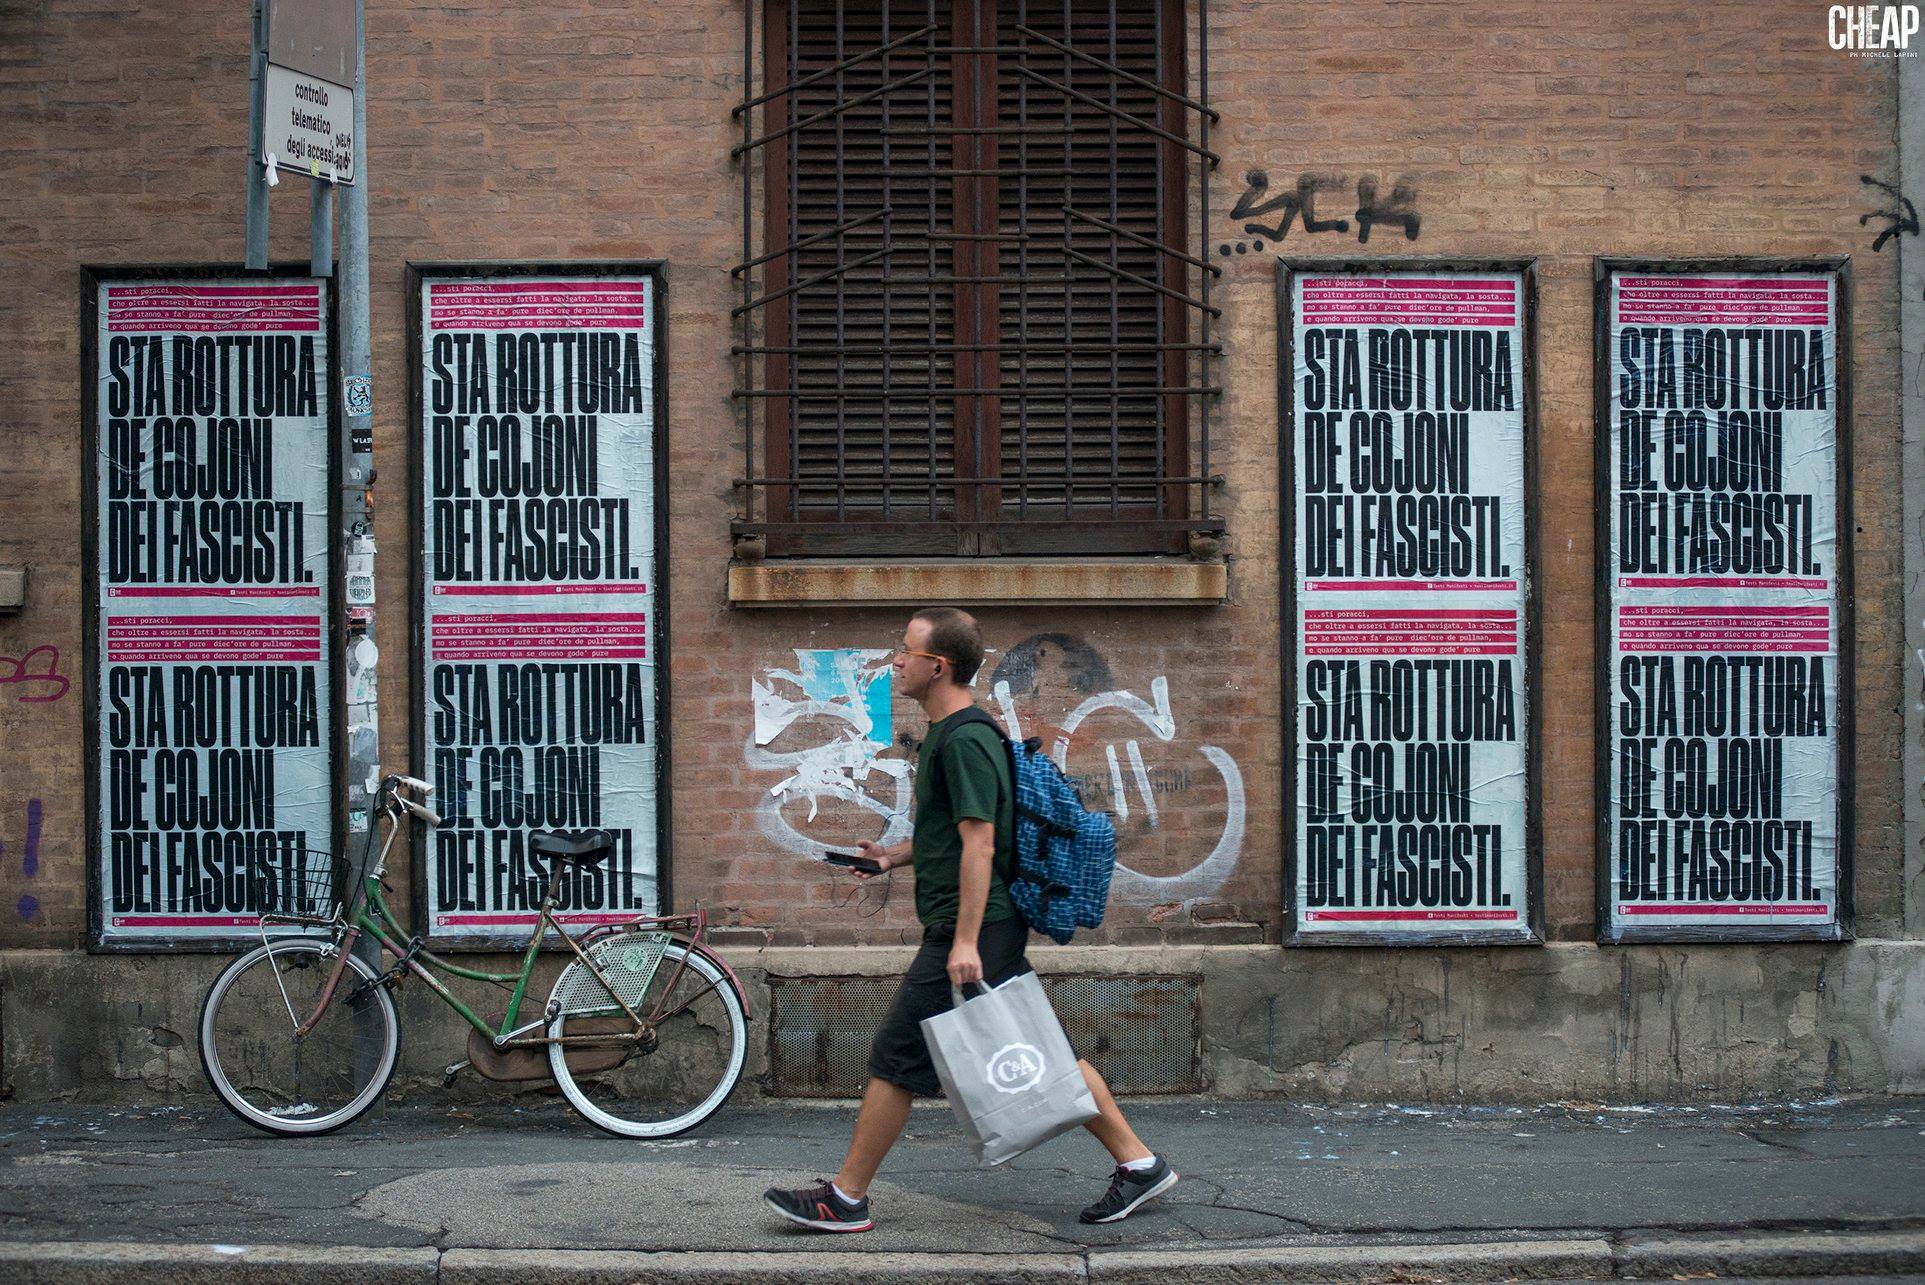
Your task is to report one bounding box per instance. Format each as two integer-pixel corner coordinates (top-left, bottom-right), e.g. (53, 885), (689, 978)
(343, 373), (372, 417)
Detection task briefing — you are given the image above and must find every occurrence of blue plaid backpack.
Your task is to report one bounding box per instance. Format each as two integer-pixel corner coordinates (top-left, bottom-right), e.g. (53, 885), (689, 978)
(930, 707), (1116, 945)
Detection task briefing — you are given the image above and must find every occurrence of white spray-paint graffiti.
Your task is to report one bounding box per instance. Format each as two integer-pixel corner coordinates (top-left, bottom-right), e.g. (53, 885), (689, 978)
(744, 643), (1246, 904)
(994, 674), (1246, 904)
(746, 649), (911, 856)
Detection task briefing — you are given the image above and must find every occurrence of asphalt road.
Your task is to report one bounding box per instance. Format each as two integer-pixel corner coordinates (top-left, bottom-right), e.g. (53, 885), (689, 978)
(2, 1094), (1923, 1256)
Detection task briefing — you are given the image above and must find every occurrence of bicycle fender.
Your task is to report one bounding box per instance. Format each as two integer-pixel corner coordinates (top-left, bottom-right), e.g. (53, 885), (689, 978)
(693, 943), (754, 1021)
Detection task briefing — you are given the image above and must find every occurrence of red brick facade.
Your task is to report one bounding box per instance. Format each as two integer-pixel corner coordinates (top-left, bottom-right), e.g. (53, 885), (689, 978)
(0, 1), (1903, 953)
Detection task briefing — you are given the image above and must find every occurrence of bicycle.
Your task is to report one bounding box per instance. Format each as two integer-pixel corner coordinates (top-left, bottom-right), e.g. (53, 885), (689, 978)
(196, 774), (750, 1139)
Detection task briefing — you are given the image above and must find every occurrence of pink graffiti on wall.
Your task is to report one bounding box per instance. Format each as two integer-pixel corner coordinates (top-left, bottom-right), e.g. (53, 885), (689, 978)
(0, 645), (68, 702)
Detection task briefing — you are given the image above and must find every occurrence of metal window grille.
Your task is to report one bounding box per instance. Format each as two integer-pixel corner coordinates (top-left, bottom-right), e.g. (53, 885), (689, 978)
(734, 0), (1222, 557)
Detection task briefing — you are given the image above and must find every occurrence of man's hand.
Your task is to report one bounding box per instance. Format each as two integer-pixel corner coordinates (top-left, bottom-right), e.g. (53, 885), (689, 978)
(946, 939), (983, 987)
(853, 839), (892, 882)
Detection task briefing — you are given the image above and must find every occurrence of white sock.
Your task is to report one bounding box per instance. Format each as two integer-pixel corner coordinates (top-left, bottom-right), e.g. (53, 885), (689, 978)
(831, 1181), (861, 1205)
(1121, 1154), (1158, 1174)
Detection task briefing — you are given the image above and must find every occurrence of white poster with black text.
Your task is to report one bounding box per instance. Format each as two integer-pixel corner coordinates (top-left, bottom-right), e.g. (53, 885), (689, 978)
(95, 277), (335, 944)
(419, 274), (660, 939)
(1290, 269), (1532, 941)
(1604, 268), (1841, 938)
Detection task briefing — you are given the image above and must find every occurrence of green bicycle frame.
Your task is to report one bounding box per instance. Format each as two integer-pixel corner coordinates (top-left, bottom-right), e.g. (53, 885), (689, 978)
(282, 785), (731, 1054)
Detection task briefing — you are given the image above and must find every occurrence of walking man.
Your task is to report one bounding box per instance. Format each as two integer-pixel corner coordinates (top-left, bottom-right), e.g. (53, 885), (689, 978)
(764, 607), (1177, 1232)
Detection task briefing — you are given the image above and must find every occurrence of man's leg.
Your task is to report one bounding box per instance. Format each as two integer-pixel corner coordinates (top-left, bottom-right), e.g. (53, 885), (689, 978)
(1078, 1059), (1153, 1164)
(834, 1076), (913, 1198)
(1075, 1057), (1177, 1225)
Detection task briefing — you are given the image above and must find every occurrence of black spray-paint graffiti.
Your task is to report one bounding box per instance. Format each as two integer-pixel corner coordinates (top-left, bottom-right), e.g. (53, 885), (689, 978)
(1220, 170), (1420, 257)
(1861, 175), (1919, 252)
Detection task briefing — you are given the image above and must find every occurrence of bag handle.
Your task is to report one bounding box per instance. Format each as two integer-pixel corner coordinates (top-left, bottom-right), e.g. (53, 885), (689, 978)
(949, 981), (992, 1008)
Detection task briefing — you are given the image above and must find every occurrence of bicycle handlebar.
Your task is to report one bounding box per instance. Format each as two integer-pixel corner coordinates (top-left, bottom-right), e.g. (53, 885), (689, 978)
(397, 794), (442, 827)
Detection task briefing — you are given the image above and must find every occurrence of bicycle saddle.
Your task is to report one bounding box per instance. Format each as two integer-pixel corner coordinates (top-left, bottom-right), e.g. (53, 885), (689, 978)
(528, 829), (617, 863)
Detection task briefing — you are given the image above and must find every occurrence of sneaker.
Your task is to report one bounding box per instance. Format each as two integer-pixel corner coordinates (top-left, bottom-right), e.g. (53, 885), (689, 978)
(1079, 1154), (1178, 1224)
(763, 1178), (874, 1233)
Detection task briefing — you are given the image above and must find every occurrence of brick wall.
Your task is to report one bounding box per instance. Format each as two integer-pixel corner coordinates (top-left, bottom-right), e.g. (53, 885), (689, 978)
(0, 0), (1902, 954)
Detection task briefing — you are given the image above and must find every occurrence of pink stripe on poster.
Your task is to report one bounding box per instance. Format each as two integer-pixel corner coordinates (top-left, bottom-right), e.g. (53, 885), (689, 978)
(1617, 904), (1828, 916)
(108, 586), (322, 597)
(435, 912), (639, 927)
(109, 914), (269, 928)
(106, 285), (322, 333)
(432, 583), (647, 596)
(435, 650), (648, 660)
(1617, 576), (1828, 590)
(1304, 579), (1518, 592)
(1304, 909), (1520, 922)
(1620, 641), (1828, 654)
(1618, 276), (1828, 289)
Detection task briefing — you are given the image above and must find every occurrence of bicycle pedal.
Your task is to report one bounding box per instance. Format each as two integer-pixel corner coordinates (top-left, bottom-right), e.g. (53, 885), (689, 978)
(442, 1060), (469, 1089)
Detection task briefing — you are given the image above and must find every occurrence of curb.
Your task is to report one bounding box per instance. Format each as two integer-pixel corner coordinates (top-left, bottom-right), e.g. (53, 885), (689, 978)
(0, 1242), (440, 1285)
(1623, 1228), (1925, 1279)
(439, 1248), (1086, 1283)
(1086, 1237), (1611, 1282)
(5, 1229), (1924, 1283)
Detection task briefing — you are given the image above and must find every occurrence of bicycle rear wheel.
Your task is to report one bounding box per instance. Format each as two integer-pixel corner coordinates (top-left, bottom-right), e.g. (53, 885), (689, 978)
(199, 938), (399, 1136)
(547, 937), (747, 1138)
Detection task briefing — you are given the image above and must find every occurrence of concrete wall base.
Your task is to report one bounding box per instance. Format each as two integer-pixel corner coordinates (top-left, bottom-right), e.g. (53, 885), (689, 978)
(5, 941), (1923, 1103)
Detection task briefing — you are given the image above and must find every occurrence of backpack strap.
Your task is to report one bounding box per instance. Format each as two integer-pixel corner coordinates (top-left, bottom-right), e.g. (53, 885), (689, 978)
(924, 706), (1018, 890)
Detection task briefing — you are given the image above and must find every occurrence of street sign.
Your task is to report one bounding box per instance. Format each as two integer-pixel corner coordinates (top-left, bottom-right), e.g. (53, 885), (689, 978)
(263, 62), (355, 184)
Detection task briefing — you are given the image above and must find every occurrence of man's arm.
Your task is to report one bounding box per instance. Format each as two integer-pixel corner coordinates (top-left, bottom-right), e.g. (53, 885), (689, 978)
(946, 818), (995, 986)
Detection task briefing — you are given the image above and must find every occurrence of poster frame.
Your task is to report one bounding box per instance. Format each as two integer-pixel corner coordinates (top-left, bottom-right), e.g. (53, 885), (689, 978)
(82, 263), (346, 954)
(1591, 256), (1854, 946)
(405, 261), (673, 952)
(1276, 257), (1544, 948)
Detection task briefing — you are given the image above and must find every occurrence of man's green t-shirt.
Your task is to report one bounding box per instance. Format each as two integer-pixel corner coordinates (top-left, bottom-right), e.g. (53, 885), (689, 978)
(911, 710), (1017, 928)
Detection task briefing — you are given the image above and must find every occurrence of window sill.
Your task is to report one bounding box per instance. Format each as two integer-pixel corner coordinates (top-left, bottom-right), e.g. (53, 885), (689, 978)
(727, 557), (1228, 608)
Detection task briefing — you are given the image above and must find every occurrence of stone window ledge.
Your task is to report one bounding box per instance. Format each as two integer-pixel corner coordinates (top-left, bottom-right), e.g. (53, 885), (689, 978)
(727, 557), (1227, 608)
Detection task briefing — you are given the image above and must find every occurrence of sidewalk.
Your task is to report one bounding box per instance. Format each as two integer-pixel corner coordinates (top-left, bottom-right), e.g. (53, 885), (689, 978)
(2, 1095), (1923, 1281)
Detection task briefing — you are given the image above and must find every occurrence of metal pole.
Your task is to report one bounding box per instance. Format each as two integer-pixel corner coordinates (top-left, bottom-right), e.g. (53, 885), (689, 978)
(340, 0), (383, 1045)
(1900, 55), (1925, 938)
(245, 0), (269, 270)
(311, 182), (334, 278)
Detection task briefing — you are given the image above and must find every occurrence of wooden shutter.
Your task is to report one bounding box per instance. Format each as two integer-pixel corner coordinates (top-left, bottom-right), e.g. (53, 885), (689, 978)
(775, 0), (960, 547)
(985, 0), (1184, 552)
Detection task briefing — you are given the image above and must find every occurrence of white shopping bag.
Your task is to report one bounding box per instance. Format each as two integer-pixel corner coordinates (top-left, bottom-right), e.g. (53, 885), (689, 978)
(920, 971), (1099, 1166)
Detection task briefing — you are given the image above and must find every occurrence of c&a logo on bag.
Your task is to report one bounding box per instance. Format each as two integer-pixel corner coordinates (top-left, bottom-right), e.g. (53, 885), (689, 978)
(987, 1042), (1046, 1094)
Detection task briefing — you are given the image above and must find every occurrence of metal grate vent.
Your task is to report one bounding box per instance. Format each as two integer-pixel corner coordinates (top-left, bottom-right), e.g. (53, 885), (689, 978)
(768, 972), (1200, 1097)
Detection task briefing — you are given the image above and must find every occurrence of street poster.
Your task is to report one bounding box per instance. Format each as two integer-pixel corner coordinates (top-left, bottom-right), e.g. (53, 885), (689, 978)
(1600, 264), (1848, 941)
(1285, 265), (1536, 943)
(90, 275), (337, 946)
(416, 271), (662, 942)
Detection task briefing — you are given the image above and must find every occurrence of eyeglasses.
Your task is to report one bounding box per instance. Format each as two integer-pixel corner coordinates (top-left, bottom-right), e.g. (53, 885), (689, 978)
(894, 647), (945, 663)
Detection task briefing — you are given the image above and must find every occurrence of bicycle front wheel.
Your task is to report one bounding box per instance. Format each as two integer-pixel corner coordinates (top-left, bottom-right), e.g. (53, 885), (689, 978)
(548, 938), (747, 1138)
(198, 938), (399, 1137)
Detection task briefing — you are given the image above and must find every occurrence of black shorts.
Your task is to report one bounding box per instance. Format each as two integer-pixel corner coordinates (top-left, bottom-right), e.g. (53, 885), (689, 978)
(867, 917), (1033, 1097)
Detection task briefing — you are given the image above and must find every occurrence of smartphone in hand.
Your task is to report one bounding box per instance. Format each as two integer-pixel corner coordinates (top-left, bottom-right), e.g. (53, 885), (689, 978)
(823, 849), (884, 874)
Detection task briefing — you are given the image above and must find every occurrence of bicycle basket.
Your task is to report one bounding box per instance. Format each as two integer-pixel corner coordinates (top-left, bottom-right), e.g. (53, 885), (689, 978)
(248, 846), (351, 926)
(552, 931), (673, 1018)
